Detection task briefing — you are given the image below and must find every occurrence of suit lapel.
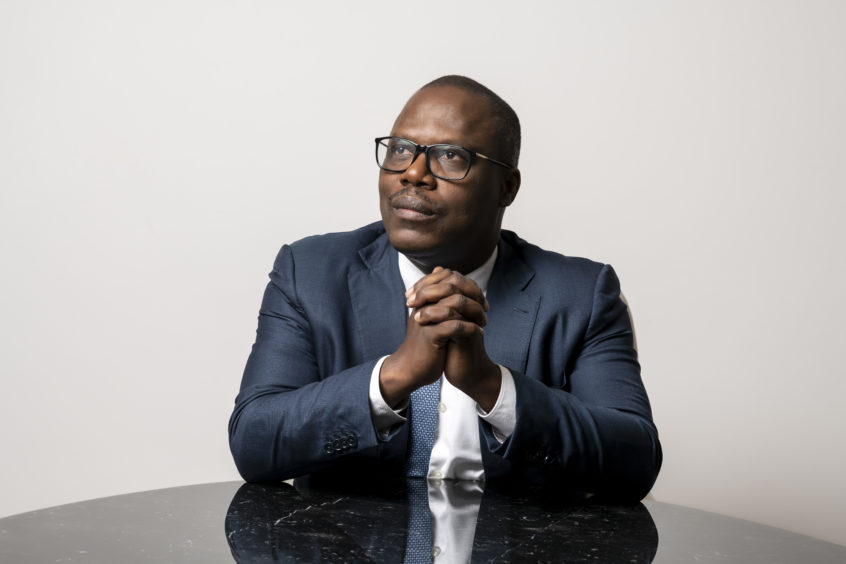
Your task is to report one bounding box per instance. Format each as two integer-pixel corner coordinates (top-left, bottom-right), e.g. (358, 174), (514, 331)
(484, 238), (540, 376)
(347, 233), (408, 361)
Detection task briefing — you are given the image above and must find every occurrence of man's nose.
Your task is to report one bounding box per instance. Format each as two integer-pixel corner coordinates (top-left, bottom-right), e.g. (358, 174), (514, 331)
(399, 151), (435, 189)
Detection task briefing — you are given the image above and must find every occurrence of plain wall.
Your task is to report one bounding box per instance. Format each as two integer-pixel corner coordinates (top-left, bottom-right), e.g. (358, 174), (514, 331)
(1, 0), (844, 547)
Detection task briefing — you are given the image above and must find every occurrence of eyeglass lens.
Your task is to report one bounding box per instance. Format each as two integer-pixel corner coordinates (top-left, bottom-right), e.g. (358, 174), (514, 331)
(377, 138), (472, 181)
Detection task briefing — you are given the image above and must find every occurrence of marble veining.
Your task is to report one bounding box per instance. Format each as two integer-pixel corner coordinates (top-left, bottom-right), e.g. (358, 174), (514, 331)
(1, 481), (845, 562)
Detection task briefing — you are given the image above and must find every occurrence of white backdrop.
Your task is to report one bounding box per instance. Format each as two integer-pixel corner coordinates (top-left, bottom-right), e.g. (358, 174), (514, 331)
(2, 0), (844, 547)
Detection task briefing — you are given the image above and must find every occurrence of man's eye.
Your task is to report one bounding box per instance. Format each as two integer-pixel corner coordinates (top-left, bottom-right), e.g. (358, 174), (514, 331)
(435, 148), (467, 163)
(390, 144), (411, 156)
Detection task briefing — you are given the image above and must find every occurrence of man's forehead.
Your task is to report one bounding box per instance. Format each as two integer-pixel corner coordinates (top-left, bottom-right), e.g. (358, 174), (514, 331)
(390, 86), (494, 145)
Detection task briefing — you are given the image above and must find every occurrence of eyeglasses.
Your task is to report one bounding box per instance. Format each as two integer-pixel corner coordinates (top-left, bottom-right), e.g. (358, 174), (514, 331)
(375, 136), (513, 181)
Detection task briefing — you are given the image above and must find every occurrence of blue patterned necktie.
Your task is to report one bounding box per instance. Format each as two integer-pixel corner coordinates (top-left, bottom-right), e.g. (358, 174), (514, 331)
(405, 378), (441, 477)
(404, 478), (434, 563)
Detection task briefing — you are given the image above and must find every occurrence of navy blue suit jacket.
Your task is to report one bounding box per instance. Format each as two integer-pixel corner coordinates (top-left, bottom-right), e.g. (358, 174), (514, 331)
(229, 222), (661, 500)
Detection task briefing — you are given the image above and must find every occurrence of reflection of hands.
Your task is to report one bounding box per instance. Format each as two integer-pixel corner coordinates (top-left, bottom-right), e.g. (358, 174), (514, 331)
(379, 267), (502, 411)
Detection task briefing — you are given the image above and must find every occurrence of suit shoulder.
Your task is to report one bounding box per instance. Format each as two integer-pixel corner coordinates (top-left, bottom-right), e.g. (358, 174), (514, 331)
(499, 231), (623, 311)
(287, 221), (385, 258)
(501, 230), (607, 279)
(269, 222), (387, 294)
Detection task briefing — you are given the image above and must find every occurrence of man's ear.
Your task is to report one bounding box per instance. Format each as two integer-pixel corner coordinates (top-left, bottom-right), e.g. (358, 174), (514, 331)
(499, 168), (521, 207)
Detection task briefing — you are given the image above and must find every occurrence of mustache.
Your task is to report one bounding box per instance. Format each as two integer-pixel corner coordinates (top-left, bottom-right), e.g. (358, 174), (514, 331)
(387, 187), (439, 210)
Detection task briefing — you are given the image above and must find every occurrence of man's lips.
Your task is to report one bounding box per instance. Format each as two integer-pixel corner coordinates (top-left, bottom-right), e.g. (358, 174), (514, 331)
(390, 194), (437, 218)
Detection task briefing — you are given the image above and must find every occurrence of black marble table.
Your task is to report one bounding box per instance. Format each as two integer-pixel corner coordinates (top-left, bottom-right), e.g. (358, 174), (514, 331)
(1, 480), (844, 563)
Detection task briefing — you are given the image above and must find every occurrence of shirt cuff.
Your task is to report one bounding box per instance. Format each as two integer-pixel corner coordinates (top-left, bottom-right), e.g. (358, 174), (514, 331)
(369, 355), (408, 439)
(476, 365), (516, 443)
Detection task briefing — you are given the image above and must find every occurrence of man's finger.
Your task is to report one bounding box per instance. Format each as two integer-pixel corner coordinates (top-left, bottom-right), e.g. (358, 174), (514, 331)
(407, 272), (489, 310)
(424, 318), (484, 342)
(405, 267), (451, 299)
(412, 295), (487, 327)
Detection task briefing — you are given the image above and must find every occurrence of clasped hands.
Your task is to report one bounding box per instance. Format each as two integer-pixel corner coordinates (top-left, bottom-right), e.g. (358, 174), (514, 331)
(379, 267), (501, 412)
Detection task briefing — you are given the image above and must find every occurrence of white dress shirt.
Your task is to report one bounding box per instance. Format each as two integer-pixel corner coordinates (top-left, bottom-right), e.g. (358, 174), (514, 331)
(368, 248), (517, 481)
(427, 479), (484, 561)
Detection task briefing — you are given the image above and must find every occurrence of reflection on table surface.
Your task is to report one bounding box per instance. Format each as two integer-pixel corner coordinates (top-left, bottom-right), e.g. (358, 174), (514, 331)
(1, 480), (845, 563)
(226, 479), (658, 563)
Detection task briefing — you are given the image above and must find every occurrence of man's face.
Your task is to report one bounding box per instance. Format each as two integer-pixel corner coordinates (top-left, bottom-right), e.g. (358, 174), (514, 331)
(379, 86), (519, 274)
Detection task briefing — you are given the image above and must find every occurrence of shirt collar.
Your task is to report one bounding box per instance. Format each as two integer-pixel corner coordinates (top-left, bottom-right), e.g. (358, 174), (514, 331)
(397, 246), (499, 296)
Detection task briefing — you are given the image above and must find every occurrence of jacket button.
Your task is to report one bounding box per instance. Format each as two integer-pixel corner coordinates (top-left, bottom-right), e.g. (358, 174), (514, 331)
(349, 435), (357, 448)
(324, 442), (334, 455)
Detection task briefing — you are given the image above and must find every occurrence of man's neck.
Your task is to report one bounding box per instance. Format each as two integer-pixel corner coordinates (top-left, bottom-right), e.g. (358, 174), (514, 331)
(400, 247), (499, 295)
(405, 246), (499, 276)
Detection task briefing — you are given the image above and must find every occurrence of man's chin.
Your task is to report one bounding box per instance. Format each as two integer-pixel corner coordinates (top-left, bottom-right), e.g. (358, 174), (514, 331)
(388, 235), (436, 257)
(385, 229), (443, 265)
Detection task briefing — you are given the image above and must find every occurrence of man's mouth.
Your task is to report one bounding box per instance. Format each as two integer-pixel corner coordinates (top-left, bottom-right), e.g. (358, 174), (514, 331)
(390, 194), (437, 218)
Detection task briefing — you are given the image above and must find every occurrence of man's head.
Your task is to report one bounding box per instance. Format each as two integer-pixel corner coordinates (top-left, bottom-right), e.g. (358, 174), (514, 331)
(378, 76), (522, 274)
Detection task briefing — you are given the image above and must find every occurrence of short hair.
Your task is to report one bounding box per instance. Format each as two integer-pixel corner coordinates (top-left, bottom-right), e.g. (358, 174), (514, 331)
(421, 75), (521, 167)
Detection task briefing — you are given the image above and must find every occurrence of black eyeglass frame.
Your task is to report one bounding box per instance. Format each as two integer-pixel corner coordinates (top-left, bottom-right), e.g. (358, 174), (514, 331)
(374, 136), (514, 181)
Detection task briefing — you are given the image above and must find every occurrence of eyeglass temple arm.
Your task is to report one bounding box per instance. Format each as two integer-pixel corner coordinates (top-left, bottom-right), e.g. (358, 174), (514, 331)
(475, 152), (514, 170)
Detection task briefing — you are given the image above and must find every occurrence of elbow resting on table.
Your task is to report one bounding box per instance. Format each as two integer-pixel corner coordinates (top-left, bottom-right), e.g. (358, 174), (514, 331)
(228, 406), (288, 483)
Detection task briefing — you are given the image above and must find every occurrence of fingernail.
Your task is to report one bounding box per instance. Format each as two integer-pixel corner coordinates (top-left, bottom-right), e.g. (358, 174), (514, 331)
(405, 287), (414, 298)
(414, 311), (421, 321)
(406, 293), (415, 305)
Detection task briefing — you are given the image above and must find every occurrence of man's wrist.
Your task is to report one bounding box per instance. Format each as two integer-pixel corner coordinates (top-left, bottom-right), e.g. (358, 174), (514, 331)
(477, 366), (516, 441)
(380, 353), (440, 408)
(466, 361), (502, 412)
(378, 354), (412, 408)
(369, 356), (408, 437)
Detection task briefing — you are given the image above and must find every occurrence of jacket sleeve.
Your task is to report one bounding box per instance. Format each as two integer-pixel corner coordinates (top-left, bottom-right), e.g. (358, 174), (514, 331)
(481, 264), (662, 501)
(228, 245), (405, 482)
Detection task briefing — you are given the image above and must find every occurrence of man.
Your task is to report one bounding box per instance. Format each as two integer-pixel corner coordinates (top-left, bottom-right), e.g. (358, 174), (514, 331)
(229, 75), (661, 501)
